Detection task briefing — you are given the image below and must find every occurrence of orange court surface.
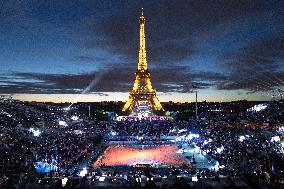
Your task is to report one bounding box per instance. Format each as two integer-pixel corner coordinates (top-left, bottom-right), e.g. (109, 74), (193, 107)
(93, 145), (191, 168)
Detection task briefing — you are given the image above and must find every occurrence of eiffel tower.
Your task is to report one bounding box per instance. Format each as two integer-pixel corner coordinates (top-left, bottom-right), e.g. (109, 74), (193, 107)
(122, 9), (164, 115)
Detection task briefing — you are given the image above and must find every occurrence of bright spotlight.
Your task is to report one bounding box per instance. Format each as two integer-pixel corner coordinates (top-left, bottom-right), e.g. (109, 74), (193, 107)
(212, 161), (225, 170)
(62, 178), (68, 186)
(203, 139), (212, 145)
(192, 176), (198, 182)
(216, 146), (224, 154)
(29, 128), (41, 137)
(247, 104), (267, 112)
(178, 129), (187, 133)
(278, 126), (284, 133)
(71, 116), (79, 121)
(175, 137), (181, 142)
(239, 136), (245, 142)
(79, 167), (87, 177)
(98, 177), (105, 182)
(271, 136), (280, 142)
(187, 134), (199, 140)
(59, 120), (67, 127)
(111, 131), (117, 136)
(63, 107), (70, 111)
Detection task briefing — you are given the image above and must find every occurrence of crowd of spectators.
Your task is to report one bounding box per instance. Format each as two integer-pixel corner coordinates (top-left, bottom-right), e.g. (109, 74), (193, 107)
(0, 99), (108, 187)
(110, 121), (179, 137)
(0, 98), (283, 188)
(108, 101), (284, 187)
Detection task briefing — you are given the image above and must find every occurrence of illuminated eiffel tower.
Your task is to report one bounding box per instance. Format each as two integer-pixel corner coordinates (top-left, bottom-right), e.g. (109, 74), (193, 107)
(122, 9), (164, 115)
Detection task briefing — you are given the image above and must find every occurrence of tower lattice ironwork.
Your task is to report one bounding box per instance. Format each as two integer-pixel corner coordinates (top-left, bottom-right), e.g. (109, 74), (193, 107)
(122, 9), (164, 114)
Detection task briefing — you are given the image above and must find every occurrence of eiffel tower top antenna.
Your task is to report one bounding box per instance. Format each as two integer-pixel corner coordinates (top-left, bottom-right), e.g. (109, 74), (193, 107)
(138, 7), (147, 70)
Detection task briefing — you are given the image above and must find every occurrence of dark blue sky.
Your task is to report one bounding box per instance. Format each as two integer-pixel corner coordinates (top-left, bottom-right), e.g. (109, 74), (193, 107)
(0, 0), (284, 102)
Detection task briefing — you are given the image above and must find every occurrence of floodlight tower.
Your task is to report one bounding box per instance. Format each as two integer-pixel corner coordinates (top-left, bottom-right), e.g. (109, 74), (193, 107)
(195, 91), (198, 119)
(192, 84), (198, 120)
(88, 105), (91, 117)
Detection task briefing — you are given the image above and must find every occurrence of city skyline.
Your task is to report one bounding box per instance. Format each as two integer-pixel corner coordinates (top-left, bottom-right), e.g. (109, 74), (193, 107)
(1, 0), (284, 103)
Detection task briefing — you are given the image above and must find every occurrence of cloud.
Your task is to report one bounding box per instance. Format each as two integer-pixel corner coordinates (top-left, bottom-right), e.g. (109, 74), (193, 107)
(1, 0), (284, 97)
(74, 55), (97, 63)
(217, 34), (284, 91)
(76, 0), (284, 94)
(0, 64), (223, 94)
(82, 0), (280, 64)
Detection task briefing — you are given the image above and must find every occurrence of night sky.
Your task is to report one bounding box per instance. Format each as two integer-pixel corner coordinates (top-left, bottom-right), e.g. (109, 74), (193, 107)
(1, 0), (284, 102)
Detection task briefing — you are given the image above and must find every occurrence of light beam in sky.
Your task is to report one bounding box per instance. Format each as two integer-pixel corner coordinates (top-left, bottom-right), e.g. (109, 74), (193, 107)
(67, 73), (103, 109)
